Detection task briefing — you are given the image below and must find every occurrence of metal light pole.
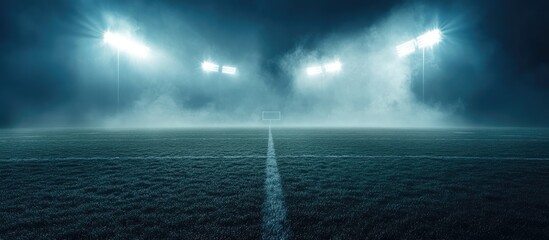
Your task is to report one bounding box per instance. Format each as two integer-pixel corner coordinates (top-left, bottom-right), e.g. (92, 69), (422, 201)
(422, 47), (425, 102)
(117, 48), (120, 112)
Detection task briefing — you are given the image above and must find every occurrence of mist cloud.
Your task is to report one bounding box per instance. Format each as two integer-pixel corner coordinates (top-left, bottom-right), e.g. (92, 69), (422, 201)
(2, 0), (548, 128)
(105, 4), (460, 127)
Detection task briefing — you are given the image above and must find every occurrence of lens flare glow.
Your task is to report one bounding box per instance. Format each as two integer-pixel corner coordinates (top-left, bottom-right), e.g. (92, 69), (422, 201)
(416, 29), (442, 49)
(221, 66), (237, 75)
(324, 60), (342, 73)
(103, 31), (150, 58)
(202, 61), (220, 72)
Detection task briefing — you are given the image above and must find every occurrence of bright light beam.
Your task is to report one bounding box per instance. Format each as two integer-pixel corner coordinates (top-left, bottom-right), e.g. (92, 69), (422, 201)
(324, 60), (342, 73)
(103, 31), (150, 58)
(416, 29), (442, 49)
(396, 39), (417, 58)
(306, 66), (323, 76)
(221, 66), (237, 75)
(202, 61), (220, 72)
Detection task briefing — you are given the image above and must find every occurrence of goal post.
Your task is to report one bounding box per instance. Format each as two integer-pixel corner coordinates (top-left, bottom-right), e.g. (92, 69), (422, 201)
(262, 111), (281, 121)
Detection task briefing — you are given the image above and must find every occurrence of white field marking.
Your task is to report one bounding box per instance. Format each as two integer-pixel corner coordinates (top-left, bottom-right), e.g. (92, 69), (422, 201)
(1, 155), (265, 162)
(3, 155), (549, 162)
(262, 126), (290, 240)
(275, 155), (549, 161)
(1, 137), (270, 142)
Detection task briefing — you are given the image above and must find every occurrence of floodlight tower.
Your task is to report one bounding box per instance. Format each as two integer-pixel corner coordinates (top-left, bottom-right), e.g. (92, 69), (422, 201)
(103, 31), (149, 112)
(201, 60), (238, 75)
(396, 29), (442, 102)
(306, 59), (342, 76)
(201, 61), (220, 73)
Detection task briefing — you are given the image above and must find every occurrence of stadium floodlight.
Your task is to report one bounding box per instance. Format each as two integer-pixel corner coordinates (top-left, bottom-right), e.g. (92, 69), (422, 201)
(324, 60), (342, 73)
(103, 31), (149, 58)
(395, 28), (443, 102)
(416, 29), (442, 49)
(202, 61), (220, 72)
(306, 66), (323, 76)
(307, 59), (343, 76)
(103, 30), (150, 113)
(396, 39), (417, 58)
(395, 28), (442, 57)
(221, 66), (237, 75)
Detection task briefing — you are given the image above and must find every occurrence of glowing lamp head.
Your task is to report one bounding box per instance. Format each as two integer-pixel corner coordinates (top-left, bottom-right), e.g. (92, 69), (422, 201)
(221, 66), (237, 75)
(103, 31), (149, 58)
(201, 61), (220, 72)
(416, 29), (442, 49)
(306, 66), (323, 76)
(324, 60), (342, 73)
(396, 39), (417, 58)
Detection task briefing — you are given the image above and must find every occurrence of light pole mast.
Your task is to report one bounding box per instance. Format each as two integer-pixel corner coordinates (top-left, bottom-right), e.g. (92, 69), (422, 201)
(422, 47), (425, 103)
(117, 48), (120, 113)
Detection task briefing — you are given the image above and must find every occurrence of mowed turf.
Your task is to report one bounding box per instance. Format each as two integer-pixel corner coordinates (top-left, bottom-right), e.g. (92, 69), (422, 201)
(274, 128), (549, 239)
(0, 129), (267, 239)
(1, 128), (549, 239)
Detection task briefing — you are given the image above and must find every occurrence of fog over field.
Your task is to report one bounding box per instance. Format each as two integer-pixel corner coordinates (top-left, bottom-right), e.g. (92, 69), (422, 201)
(2, 0), (548, 128)
(94, 4), (456, 128)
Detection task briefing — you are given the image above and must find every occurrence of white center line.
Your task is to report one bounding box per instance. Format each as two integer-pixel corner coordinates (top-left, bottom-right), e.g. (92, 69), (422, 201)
(262, 126), (290, 240)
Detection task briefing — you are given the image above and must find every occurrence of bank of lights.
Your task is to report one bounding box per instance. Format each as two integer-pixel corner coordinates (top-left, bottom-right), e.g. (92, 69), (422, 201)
(202, 61), (237, 75)
(201, 61), (220, 72)
(306, 60), (342, 76)
(222, 66), (237, 75)
(103, 31), (150, 58)
(396, 29), (442, 58)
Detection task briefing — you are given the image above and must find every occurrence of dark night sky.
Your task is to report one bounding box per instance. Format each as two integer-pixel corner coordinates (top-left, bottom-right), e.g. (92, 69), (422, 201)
(1, 0), (548, 127)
